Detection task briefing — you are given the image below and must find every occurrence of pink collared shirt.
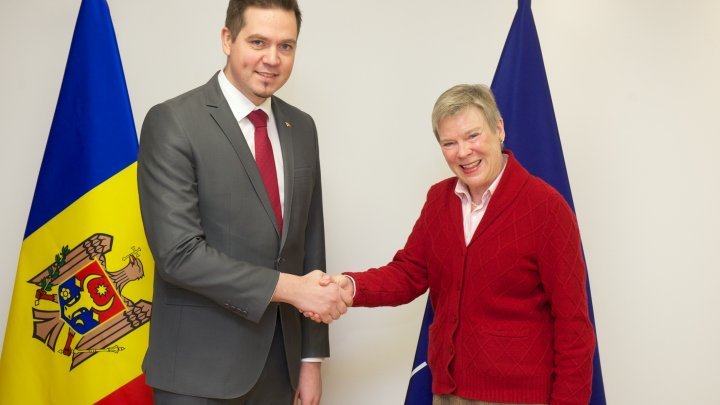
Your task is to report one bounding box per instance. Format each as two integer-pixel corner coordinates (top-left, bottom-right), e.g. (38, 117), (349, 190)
(453, 154), (508, 245)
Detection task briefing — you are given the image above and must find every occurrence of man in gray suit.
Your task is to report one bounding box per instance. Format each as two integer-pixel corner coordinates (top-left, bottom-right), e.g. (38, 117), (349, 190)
(138, 1), (347, 403)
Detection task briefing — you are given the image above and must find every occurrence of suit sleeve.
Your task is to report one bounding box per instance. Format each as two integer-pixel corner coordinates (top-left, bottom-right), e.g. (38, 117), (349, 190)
(300, 116), (329, 358)
(537, 194), (596, 405)
(138, 103), (279, 323)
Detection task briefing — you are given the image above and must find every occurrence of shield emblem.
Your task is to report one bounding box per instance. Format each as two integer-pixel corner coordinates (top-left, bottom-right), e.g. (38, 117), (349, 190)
(58, 260), (127, 335)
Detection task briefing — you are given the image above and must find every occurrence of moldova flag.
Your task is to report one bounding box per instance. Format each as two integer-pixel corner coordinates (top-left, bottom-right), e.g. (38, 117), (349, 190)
(0, 1), (154, 403)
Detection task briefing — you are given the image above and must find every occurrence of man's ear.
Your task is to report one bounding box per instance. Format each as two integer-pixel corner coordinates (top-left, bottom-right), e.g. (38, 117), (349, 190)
(220, 26), (233, 56)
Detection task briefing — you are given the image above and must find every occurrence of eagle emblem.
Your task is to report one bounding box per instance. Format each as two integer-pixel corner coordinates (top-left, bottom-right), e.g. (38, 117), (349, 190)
(28, 233), (152, 370)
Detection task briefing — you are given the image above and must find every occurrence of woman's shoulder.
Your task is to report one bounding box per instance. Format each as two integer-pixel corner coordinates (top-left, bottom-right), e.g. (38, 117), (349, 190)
(427, 177), (457, 197)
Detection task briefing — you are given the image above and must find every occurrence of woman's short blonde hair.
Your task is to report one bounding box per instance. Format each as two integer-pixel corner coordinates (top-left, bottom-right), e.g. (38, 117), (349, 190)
(431, 84), (502, 140)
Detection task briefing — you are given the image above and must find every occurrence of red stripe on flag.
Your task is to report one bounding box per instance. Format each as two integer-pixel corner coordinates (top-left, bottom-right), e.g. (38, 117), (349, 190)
(95, 374), (152, 405)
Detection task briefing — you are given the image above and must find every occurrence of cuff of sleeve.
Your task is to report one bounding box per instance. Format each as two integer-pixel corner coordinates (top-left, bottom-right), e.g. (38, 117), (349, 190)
(301, 358), (324, 362)
(344, 275), (357, 299)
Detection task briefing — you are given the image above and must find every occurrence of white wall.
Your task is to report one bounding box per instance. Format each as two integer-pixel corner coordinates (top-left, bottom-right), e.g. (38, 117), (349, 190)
(2, 0), (719, 403)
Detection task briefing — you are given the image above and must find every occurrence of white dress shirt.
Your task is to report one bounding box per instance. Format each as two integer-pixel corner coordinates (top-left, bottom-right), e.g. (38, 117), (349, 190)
(218, 71), (321, 362)
(218, 70), (286, 215)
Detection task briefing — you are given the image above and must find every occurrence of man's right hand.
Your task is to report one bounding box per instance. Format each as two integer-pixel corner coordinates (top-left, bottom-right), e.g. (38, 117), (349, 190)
(272, 270), (348, 324)
(303, 274), (355, 323)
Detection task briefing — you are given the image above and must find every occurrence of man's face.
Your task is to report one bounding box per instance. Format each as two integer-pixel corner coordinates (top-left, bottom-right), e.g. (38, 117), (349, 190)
(437, 106), (505, 201)
(221, 7), (298, 105)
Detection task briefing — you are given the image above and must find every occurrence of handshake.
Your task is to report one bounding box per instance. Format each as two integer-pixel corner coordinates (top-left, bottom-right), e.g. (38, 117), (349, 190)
(276, 270), (354, 324)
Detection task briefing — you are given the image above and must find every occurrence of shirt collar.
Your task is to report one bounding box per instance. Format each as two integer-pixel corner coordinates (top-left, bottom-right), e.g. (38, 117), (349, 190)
(218, 69), (273, 122)
(454, 154), (509, 207)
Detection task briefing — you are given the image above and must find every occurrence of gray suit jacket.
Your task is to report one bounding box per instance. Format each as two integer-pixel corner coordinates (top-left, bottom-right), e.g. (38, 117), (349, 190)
(138, 72), (328, 398)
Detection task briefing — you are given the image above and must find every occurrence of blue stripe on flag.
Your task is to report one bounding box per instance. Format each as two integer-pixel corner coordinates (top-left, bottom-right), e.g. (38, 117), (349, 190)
(25, 0), (137, 238)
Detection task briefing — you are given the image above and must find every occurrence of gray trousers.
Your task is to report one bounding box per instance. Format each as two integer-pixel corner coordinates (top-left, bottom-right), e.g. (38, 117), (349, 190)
(153, 316), (293, 405)
(433, 394), (547, 405)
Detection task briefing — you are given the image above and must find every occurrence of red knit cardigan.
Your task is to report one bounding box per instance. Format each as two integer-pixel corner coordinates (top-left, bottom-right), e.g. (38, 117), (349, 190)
(345, 152), (595, 404)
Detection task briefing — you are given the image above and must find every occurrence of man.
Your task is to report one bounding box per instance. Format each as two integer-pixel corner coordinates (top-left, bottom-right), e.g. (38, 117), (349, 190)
(138, 1), (348, 403)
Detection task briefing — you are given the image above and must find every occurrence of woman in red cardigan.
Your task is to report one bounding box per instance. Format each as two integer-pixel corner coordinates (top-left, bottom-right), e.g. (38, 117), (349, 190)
(316, 84), (596, 405)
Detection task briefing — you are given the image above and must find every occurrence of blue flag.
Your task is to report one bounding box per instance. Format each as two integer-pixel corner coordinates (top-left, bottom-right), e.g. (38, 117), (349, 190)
(404, 1), (606, 403)
(24, 0), (138, 239)
(404, 297), (434, 405)
(0, 1), (154, 403)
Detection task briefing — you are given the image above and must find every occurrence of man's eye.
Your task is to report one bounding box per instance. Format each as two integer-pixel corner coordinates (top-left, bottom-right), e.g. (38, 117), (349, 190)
(279, 43), (294, 52)
(250, 40), (264, 47)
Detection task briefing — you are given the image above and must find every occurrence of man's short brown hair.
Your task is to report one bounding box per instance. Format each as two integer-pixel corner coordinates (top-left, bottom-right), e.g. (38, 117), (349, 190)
(225, 0), (302, 40)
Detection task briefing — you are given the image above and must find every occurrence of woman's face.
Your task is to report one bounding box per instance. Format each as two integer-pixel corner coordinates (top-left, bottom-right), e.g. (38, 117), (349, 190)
(437, 106), (505, 201)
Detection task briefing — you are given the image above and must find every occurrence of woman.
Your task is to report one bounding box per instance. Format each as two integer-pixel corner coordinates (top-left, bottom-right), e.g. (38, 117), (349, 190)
(321, 84), (595, 404)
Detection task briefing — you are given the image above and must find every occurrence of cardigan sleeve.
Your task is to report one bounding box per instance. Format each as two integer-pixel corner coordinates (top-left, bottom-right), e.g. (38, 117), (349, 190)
(343, 188), (436, 307)
(536, 193), (596, 405)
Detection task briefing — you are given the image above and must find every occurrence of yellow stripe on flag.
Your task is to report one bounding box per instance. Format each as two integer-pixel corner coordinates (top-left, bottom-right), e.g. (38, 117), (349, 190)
(0, 163), (153, 404)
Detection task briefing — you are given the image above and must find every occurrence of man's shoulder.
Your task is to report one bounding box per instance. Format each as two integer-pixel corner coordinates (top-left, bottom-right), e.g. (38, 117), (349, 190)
(141, 76), (218, 136)
(158, 78), (214, 110)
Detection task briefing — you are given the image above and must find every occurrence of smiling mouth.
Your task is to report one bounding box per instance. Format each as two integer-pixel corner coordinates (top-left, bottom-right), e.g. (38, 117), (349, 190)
(460, 160), (481, 172)
(257, 71), (278, 79)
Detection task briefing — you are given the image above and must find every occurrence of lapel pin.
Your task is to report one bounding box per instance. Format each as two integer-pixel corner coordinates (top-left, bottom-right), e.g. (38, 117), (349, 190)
(285, 121), (292, 128)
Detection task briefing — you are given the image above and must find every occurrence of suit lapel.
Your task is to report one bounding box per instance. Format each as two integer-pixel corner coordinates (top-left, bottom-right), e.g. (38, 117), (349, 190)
(203, 73), (281, 238)
(273, 98), (294, 250)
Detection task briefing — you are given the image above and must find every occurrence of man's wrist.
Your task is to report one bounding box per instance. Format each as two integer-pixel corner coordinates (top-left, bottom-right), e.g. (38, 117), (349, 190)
(271, 272), (298, 304)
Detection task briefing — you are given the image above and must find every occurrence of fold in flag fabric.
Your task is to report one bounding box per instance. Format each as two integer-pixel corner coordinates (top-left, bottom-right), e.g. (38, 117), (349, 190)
(404, 1), (606, 403)
(404, 296), (434, 405)
(0, 1), (154, 403)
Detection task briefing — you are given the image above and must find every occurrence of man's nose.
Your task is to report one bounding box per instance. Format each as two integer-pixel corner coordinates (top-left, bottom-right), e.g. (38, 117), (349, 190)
(264, 48), (280, 65)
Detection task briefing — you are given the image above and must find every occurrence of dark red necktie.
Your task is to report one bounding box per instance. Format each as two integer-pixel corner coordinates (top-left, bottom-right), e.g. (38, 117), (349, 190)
(247, 109), (282, 234)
